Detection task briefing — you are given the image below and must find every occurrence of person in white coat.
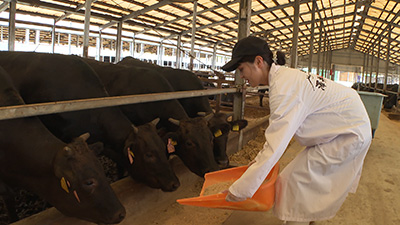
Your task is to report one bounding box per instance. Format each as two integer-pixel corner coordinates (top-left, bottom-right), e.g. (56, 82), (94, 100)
(221, 36), (372, 225)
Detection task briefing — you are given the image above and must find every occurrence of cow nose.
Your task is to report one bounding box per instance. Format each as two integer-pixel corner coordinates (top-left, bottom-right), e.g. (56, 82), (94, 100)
(114, 208), (126, 223)
(119, 211), (126, 221)
(217, 159), (229, 168)
(172, 181), (181, 191)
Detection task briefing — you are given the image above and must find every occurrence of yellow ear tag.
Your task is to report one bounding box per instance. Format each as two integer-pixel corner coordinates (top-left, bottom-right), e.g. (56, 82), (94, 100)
(214, 129), (222, 137)
(171, 140), (177, 146)
(61, 177), (69, 193)
(233, 124), (239, 131)
(128, 148), (135, 165)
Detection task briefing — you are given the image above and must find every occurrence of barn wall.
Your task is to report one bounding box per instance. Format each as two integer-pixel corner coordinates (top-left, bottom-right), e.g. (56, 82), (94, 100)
(297, 49), (399, 74)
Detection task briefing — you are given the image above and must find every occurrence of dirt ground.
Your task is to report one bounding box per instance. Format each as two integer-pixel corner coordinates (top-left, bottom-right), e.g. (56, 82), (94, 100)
(131, 104), (400, 225)
(8, 96), (400, 225)
(140, 110), (400, 225)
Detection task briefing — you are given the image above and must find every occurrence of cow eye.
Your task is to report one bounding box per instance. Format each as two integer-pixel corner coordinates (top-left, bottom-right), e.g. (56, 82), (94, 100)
(84, 178), (96, 187)
(146, 152), (153, 158)
(185, 140), (195, 147)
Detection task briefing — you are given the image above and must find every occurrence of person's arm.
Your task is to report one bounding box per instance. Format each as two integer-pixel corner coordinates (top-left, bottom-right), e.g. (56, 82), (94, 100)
(228, 75), (309, 200)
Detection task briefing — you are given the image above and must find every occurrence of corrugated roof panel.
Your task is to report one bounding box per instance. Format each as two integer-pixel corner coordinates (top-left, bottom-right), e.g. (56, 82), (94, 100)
(1, 0), (398, 66)
(214, 7), (236, 18)
(201, 11), (226, 22)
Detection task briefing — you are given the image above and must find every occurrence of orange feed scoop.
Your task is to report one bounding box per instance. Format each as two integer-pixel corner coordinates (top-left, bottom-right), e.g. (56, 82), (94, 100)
(177, 163), (279, 211)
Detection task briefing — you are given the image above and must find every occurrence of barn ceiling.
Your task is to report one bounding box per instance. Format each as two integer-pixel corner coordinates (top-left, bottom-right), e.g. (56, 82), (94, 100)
(1, 0), (400, 65)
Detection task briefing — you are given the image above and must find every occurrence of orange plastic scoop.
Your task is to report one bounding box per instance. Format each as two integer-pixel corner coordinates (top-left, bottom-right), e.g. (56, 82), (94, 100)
(177, 163), (279, 211)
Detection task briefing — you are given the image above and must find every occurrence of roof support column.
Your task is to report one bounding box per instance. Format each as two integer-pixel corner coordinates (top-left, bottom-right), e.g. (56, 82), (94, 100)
(115, 22), (122, 63)
(83, 0), (92, 58)
(8, 0), (16, 51)
(35, 30), (40, 45)
(362, 53), (366, 84)
(369, 50), (374, 88)
(25, 29), (29, 45)
(375, 38), (381, 91)
(130, 34), (135, 57)
(317, 22), (322, 75)
(308, 0), (316, 73)
(290, 0), (300, 68)
(189, 0), (197, 72)
(329, 49), (333, 80)
(51, 21), (56, 53)
(158, 41), (164, 66)
(321, 34), (326, 77)
(140, 43), (144, 59)
(365, 54), (371, 86)
(95, 36), (100, 61)
(212, 43), (217, 70)
(234, 0), (251, 151)
(384, 26), (391, 91)
(68, 33), (72, 54)
(97, 31), (102, 61)
(176, 35), (182, 69)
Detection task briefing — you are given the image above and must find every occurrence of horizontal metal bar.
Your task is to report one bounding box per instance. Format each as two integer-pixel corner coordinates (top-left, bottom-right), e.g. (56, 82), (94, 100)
(0, 88), (238, 121)
(385, 90), (399, 95)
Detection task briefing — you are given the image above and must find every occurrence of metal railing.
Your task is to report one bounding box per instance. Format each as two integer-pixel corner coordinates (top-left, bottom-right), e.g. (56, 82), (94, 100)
(0, 88), (240, 121)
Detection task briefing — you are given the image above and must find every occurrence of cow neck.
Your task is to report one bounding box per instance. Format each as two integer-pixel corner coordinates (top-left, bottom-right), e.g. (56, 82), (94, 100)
(97, 107), (132, 151)
(3, 117), (63, 176)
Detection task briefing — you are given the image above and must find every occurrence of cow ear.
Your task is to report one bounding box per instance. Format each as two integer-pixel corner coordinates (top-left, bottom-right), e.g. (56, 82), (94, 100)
(229, 120), (248, 132)
(88, 142), (104, 155)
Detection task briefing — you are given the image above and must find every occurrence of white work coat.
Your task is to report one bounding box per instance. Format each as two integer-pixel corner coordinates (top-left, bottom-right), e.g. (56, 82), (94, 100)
(229, 64), (372, 222)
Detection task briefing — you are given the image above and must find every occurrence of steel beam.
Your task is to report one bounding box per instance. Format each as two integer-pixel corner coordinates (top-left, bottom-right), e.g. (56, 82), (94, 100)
(8, 0), (16, 51)
(290, 0), (300, 68)
(100, 0), (172, 30)
(83, 0), (92, 58)
(0, 88), (238, 121)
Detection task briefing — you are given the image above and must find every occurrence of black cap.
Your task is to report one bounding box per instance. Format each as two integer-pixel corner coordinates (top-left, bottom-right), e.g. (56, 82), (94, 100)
(222, 36), (271, 72)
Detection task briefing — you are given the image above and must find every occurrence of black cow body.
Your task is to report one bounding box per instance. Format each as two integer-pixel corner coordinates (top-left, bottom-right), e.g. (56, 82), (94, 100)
(84, 59), (219, 177)
(0, 67), (125, 224)
(118, 57), (248, 168)
(0, 51), (177, 192)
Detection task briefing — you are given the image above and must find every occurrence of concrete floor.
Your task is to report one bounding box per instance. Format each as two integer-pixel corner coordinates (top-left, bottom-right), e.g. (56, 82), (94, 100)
(12, 113), (400, 225)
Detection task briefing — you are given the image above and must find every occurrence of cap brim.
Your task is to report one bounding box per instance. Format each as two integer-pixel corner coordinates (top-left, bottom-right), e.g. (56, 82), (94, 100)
(221, 57), (242, 72)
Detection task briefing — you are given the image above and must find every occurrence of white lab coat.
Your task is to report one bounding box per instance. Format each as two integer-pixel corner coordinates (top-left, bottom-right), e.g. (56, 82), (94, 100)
(229, 64), (372, 222)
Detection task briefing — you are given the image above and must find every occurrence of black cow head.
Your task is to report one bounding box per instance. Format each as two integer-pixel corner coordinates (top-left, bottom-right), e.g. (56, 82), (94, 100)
(203, 112), (248, 168)
(167, 115), (220, 177)
(123, 118), (180, 192)
(52, 132), (126, 224)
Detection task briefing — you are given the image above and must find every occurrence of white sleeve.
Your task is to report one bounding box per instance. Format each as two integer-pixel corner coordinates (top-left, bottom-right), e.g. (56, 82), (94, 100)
(229, 80), (308, 199)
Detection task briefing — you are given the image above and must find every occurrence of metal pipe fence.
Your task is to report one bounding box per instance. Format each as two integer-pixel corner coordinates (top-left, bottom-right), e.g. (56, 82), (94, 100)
(0, 88), (240, 121)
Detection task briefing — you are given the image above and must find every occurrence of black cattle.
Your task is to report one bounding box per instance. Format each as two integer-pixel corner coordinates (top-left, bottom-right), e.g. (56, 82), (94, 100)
(118, 57), (248, 168)
(0, 51), (178, 192)
(352, 82), (399, 110)
(83, 59), (219, 177)
(0, 66), (125, 224)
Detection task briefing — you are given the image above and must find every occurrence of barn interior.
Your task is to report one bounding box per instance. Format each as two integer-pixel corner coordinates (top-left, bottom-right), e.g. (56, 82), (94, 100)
(0, 0), (400, 224)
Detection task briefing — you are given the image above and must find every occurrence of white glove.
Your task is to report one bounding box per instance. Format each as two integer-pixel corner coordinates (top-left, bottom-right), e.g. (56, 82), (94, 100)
(224, 190), (247, 202)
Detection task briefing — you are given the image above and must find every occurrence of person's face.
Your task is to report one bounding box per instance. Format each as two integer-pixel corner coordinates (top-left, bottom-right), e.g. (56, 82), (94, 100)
(237, 56), (269, 87)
